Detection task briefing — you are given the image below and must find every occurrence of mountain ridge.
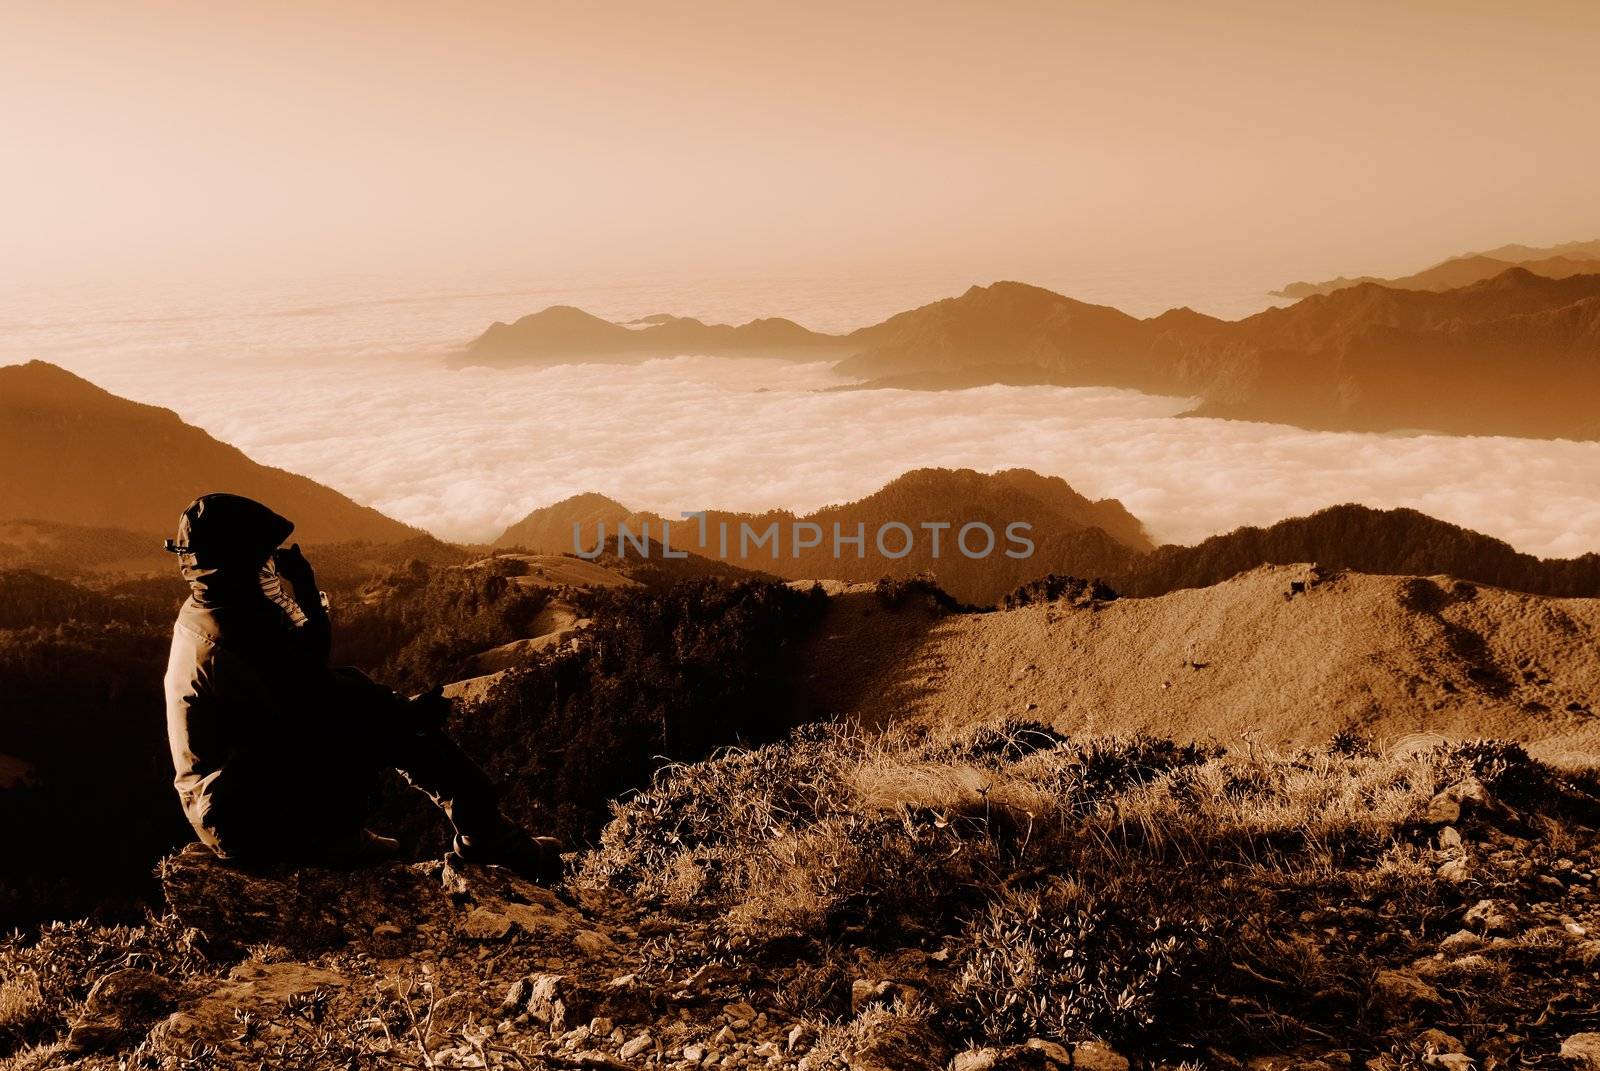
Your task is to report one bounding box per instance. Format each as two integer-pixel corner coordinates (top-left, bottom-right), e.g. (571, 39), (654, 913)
(495, 470), (1600, 605)
(1273, 239), (1600, 298)
(460, 267), (1600, 440)
(0, 360), (422, 545)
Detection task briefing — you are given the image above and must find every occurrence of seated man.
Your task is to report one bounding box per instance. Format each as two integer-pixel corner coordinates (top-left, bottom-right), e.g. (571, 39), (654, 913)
(163, 492), (558, 882)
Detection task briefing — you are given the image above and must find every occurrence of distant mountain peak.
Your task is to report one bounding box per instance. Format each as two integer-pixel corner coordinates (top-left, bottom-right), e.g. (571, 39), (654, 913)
(0, 362), (420, 544)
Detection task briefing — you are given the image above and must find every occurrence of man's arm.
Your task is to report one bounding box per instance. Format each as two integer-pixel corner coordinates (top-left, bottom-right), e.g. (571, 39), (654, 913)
(266, 543), (332, 666)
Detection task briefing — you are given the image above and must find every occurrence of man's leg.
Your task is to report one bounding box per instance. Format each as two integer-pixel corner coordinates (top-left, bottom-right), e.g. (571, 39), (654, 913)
(329, 670), (562, 882)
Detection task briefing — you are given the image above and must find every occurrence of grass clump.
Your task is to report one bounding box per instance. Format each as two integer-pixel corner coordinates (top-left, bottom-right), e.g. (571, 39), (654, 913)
(578, 722), (1600, 1060)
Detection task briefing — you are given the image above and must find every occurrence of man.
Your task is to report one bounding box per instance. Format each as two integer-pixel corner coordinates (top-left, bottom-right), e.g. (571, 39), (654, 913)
(163, 492), (559, 882)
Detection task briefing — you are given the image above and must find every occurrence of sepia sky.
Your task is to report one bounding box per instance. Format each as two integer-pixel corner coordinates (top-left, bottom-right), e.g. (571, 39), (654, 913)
(5, 0), (1599, 292)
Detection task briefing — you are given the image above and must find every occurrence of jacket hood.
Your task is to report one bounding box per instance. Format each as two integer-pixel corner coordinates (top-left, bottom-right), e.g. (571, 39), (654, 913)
(170, 494), (294, 603)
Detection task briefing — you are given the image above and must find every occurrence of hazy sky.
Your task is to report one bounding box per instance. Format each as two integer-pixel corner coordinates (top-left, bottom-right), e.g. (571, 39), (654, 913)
(5, 0), (1599, 292)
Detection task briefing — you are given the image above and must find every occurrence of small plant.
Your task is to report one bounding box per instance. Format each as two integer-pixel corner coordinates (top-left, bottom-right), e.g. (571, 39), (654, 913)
(954, 877), (1212, 1045)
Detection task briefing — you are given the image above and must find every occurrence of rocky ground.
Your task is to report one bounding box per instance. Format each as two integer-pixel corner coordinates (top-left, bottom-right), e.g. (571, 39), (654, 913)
(7, 731), (1600, 1071)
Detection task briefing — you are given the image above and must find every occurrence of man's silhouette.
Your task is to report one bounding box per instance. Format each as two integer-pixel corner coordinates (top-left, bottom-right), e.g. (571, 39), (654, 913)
(163, 492), (558, 881)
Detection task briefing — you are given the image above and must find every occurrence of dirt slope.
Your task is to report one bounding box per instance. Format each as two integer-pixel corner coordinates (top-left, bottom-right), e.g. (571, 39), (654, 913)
(793, 566), (1600, 755)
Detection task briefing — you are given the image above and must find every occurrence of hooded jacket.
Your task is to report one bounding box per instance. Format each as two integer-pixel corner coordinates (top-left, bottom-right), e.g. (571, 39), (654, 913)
(163, 495), (331, 855)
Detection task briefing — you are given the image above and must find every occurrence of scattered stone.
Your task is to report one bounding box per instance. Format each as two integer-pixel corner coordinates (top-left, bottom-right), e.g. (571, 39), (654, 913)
(1426, 778), (1491, 825)
(1439, 930), (1483, 954)
(1436, 858), (1473, 883)
(1071, 1041), (1131, 1071)
(575, 928), (615, 956)
(1425, 1056), (1473, 1071)
(522, 973), (585, 1033)
(620, 1031), (654, 1060)
(1024, 1039), (1072, 1064)
(462, 906), (514, 939)
(1374, 968), (1444, 1009)
(1416, 1028), (1465, 1053)
(956, 1047), (1059, 1070)
(590, 1016), (615, 1037)
(684, 1043), (708, 1062)
(850, 978), (918, 1014)
(1464, 899), (1519, 935)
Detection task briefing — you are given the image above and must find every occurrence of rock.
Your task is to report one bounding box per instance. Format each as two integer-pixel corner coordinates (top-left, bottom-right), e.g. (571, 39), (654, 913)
(953, 1050), (1001, 1071)
(1437, 858), (1473, 883)
(1425, 1056), (1473, 1071)
(957, 1044), (1057, 1070)
(1416, 1028), (1465, 1053)
(519, 973), (590, 1033)
(160, 842), (578, 954)
(462, 906), (514, 939)
(851, 978), (919, 1014)
(575, 928), (616, 956)
(1426, 778), (1492, 825)
(620, 1032), (654, 1060)
(684, 1043), (708, 1061)
(1071, 1041), (1131, 1071)
(1025, 1039), (1072, 1065)
(508, 972), (652, 1039)
(1563, 1034), (1600, 1070)
(1464, 899), (1519, 935)
(1439, 930), (1483, 954)
(1374, 969), (1444, 1009)
(788, 1023), (813, 1052)
(152, 962), (349, 1049)
(64, 969), (179, 1053)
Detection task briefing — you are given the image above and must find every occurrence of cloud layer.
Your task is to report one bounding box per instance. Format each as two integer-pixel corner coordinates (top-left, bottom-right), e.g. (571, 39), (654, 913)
(72, 354), (1600, 558)
(11, 274), (1599, 559)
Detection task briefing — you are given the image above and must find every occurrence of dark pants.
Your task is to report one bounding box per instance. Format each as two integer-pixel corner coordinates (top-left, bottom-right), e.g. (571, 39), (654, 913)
(197, 670), (505, 865)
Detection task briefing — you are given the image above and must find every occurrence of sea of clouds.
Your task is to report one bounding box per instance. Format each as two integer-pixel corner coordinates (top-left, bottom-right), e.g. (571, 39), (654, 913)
(6, 272), (1600, 556)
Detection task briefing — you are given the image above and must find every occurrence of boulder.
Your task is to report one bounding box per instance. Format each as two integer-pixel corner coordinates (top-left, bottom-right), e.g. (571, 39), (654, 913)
(160, 842), (580, 954)
(1562, 1033), (1600, 1070)
(64, 968), (179, 1053)
(149, 961), (350, 1049)
(159, 843), (443, 953)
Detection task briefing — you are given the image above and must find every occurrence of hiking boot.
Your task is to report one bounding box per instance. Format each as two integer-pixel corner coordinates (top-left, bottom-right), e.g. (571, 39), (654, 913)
(450, 829), (565, 885)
